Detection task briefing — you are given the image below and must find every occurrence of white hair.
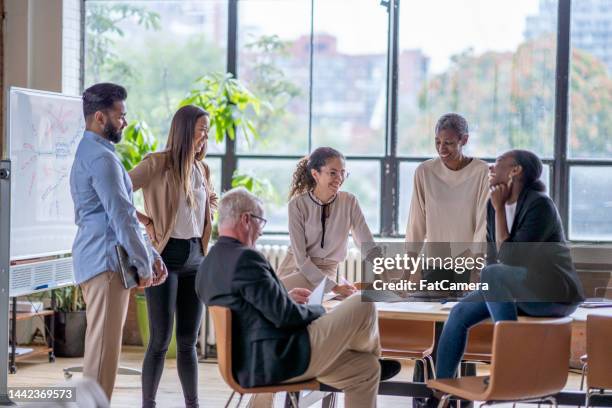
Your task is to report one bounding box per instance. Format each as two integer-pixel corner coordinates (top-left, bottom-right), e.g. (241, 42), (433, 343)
(435, 112), (469, 136)
(218, 187), (263, 227)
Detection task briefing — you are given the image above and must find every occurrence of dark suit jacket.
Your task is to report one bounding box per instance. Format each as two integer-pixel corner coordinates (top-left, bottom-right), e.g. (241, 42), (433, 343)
(486, 187), (584, 303)
(196, 236), (325, 388)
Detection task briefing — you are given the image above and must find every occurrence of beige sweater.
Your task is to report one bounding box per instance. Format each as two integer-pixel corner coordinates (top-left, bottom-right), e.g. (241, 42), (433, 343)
(288, 191), (374, 289)
(406, 157), (490, 249)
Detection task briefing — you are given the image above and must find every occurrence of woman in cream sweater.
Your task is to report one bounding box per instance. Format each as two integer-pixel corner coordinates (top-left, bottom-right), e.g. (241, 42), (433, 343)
(406, 113), (489, 284)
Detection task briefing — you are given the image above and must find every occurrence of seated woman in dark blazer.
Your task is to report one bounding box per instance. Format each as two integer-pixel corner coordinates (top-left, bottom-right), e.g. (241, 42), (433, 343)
(434, 149), (584, 380)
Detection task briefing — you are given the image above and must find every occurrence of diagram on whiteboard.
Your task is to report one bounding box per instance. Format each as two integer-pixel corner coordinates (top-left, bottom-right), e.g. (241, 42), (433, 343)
(9, 88), (85, 259)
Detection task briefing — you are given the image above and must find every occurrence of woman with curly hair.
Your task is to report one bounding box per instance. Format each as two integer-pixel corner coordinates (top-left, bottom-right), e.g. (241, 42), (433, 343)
(277, 147), (375, 297)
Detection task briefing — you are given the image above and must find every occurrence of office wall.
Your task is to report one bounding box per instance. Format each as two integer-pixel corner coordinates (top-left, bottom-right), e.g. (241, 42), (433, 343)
(2, 0), (65, 157)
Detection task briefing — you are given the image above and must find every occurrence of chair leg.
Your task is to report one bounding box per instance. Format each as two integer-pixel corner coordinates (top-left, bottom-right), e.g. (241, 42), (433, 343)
(426, 355), (437, 380)
(418, 359), (429, 381)
(437, 394), (451, 408)
(235, 394), (244, 408)
(224, 391), (236, 408)
(288, 392), (300, 408)
(322, 392), (336, 408)
(585, 388), (592, 408)
(545, 396), (557, 408)
(580, 363), (587, 391)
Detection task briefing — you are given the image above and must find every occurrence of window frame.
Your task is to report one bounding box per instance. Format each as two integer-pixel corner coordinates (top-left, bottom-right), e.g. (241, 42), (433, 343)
(82, 0), (612, 242)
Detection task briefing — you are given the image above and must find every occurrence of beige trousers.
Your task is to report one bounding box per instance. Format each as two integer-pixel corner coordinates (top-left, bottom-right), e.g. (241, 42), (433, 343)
(80, 271), (130, 401)
(277, 250), (338, 291)
(249, 295), (381, 408)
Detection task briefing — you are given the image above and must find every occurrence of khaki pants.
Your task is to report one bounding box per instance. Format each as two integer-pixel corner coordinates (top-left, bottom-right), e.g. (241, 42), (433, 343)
(277, 250), (338, 291)
(249, 295), (381, 408)
(80, 271), (130, 401)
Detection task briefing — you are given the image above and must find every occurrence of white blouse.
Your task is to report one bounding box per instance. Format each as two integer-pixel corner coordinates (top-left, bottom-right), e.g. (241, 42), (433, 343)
(170, 166), (207, 239)
(288, 191), (374, 290)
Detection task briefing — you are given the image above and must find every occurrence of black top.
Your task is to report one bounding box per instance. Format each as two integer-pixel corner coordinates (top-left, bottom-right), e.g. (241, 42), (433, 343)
(196, 236), (325, 387)
(486, 187), (585, 303)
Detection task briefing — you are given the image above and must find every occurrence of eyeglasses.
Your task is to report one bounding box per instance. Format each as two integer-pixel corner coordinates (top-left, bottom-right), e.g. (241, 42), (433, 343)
(249, 213), (267, 229)
(320, 170), (350, 180)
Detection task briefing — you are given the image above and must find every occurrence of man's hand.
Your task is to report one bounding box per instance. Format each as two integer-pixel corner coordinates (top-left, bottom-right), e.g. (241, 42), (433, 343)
(332, 283), (357, 298)
(490, 183), (510, 211)
(136, 211), (152, 226)
(289, 288), (312, 304)
(152, 258), (168, 286)
(138, 276), (152, 289)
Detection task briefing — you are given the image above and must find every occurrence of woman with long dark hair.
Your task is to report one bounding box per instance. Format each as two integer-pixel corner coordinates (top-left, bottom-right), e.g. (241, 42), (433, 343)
(276, 147), (374, 297)
(129, 105), (217, 408)
(432, 149), (584, 384)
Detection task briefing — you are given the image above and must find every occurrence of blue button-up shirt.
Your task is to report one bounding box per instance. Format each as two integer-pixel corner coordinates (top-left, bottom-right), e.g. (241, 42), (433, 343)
(70, 130), (155, 284)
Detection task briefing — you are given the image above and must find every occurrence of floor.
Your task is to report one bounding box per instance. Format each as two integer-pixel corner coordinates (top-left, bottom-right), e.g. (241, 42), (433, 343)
(7, 346), (585, 407)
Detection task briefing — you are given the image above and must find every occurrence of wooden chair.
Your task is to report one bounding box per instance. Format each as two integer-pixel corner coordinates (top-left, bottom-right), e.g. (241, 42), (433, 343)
(463, 323), (493, 364)
(379, 318), (436, 380)
(209, 305), (321, 408)
(427, 317), (572, 407)
(585, 314), (612, 408)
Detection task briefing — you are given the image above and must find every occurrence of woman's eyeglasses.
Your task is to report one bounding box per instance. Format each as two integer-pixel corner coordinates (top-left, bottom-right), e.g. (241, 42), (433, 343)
(320, 170), (350, 180)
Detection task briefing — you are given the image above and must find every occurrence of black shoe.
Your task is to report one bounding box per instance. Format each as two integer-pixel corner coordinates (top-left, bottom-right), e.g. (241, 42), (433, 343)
(379, 359), (401, 381)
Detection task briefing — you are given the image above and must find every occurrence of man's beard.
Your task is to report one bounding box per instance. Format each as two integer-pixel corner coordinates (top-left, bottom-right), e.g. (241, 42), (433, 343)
(103, 121), (122, 143)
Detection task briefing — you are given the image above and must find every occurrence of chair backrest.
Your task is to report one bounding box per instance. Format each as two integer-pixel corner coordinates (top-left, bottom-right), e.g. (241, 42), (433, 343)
(486, 317), (572, 401)
(586, 314), (612, 390)
(379, 318), (435, 352)
(465, 322), (494, 356)
(209, 306), (243, 392)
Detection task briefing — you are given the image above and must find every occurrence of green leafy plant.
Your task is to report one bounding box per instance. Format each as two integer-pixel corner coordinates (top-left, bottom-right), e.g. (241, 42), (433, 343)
(116, 121), (159, 172)
(53, 286), (85, 313)
(179, 72), (271, 145)
(231, 171), (278, 204)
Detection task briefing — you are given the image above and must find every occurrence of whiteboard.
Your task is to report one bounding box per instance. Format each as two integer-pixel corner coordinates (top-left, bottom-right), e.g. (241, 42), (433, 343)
(8, 87), (84, 260)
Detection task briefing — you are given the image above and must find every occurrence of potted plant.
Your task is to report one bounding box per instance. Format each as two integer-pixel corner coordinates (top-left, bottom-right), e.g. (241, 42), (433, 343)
(50, 285), (87, 357)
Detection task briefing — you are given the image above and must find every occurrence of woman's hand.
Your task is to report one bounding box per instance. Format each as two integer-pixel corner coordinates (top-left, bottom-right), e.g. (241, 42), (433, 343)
(490, 183), (511, 211)
(288, 288), (312, 304)
(332, 283), (357, 298)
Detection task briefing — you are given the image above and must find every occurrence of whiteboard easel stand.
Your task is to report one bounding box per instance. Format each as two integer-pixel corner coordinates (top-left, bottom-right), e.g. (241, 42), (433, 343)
(0, 159), (15, 405)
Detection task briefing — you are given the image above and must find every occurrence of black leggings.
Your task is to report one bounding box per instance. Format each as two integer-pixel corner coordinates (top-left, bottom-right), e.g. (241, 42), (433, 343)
(142, 238), (204, 408)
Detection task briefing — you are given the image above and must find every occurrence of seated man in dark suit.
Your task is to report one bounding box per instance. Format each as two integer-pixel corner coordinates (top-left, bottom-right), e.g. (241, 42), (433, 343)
(196, 187), (400, 408)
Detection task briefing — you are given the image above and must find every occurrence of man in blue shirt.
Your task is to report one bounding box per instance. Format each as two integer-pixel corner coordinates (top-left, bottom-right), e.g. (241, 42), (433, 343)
(70, 83), (168, 401)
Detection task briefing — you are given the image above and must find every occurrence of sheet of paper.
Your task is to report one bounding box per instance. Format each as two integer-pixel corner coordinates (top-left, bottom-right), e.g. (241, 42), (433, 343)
(308, 279), (326, 305)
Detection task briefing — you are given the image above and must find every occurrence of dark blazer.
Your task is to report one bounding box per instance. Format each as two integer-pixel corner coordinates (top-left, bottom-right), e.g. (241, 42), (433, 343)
(196, 236), (325, 388)
(486, 187), (584, 303)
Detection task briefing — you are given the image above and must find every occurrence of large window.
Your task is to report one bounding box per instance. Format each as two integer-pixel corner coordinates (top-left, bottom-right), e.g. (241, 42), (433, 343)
(83, 0), (612, 241)
(566, 0), (612, 240)
(236, 0), (310, 155)
(85, 0), (228, 154)
(234, 0), (388, 234)
(398, 0), (557, 158)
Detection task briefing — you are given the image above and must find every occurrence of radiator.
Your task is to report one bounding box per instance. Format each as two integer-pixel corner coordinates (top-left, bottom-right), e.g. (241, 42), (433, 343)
(200, 244), (363, 355)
